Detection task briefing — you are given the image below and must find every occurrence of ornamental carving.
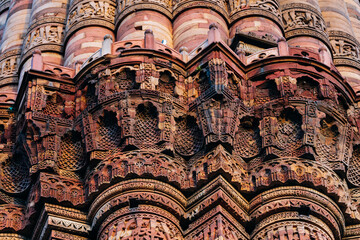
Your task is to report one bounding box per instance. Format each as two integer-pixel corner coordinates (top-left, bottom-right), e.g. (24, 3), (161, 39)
(174, 116), (203, 156)
(229, 0), (280, 17)
(0, 56), (18, 78)
(67, 1), (115, 30)
(330, 31), (360, 61)
(0, 153), (30, 194)
(348, 145), (360, 186)
(99, 213), (183, 240)
(234, 116), (261, 159)
(3, 4), (360, 239)
(118, 0), (172, 12)
(252, 220), (333, 240)
(282, 6), (326, 33)
(24, 25), (64, 52)
(186, 215), (244, 240)
(0, 205), (24, 231)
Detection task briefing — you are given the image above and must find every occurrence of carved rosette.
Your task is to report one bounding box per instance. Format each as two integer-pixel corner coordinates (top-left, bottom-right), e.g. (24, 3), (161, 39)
(281, 3), (329, 46)
(330, 30), (360, 68)
(22, 19), (65, 62)
(66, 0), (116, 37)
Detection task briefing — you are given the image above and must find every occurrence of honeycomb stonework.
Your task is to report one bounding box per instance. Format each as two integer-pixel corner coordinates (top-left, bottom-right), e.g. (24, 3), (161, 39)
(0, 0), (360, 239)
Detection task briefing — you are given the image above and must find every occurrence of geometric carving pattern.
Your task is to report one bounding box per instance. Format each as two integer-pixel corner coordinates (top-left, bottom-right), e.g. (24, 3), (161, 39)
(276, 108), (303, 150)
(0, 154), (30, 194)
(174, 116), (203, 156)
(316, 115), (339, 163)
(348, 145), (360, 186)
(57, 131), (85, 171)
(99, 212), (183, 240)
(97, 111), (121, 150)
(234, 117), (261, 159)
(135, 102), (160, 145)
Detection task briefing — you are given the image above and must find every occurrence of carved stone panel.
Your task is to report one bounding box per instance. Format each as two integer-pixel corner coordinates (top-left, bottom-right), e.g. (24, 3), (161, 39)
(99, 213), (183, 240)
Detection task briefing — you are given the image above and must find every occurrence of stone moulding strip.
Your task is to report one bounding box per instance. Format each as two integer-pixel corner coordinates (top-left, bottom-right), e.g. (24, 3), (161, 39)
(184, 205), (249, 239)
(88, 178), (186, 221)
(172, 1), (229, 23)
(0, 234), (27, 240)
(96, 204), (182, 239)
(187, 175), (249, 211)
(0, 0), (9, 11)
(185, 187), (249, 222)
(250, 186), (345, 237)
(115, 3), (173, 28)
(250, 211), (335, 239)
(33, 203), (90, 240)
(345, 224), (360, 237)
(230, 8), (283, 30)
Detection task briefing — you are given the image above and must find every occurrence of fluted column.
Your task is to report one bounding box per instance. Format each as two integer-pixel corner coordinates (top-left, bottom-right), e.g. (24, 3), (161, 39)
(279, 0), (330, 52)
(64, 0), (116, 67)
(229, 0), (284, 45)
(319, 0), (360, 92)
(0, 1), (10, 41)
(173, 1), (229, 52)
(116, 0), (173, 47)
(0, 0), (32, 95)
(345, 0), (360, 41)
(21, 0), (68, 65)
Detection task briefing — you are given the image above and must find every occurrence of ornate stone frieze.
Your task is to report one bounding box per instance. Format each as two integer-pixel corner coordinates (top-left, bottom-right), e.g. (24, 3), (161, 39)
(38, 173), (85, 206)
(329, 30), (360, 66)
(252, 212), (335, 240)
(117, 0), (171, 21)
(23, 24), (64, 53)
(281, 3), (328, 45)
(0, 53), (18, 80)
(0, 205), (25, 232)
(66, 0), (115, 35)
(98, 211), (183, 240)
(229, 0), (280, 17)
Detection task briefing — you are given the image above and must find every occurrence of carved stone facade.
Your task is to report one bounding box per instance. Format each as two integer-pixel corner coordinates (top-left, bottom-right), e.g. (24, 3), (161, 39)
(0, 0), (360, 239)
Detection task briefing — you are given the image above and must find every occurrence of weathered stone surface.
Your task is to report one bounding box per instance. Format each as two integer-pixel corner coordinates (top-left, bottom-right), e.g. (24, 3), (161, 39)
(0, 0), (359, 239)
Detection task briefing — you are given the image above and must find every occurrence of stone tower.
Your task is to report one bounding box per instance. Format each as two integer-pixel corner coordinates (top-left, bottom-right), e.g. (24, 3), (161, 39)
(0, 0), (359, 239)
